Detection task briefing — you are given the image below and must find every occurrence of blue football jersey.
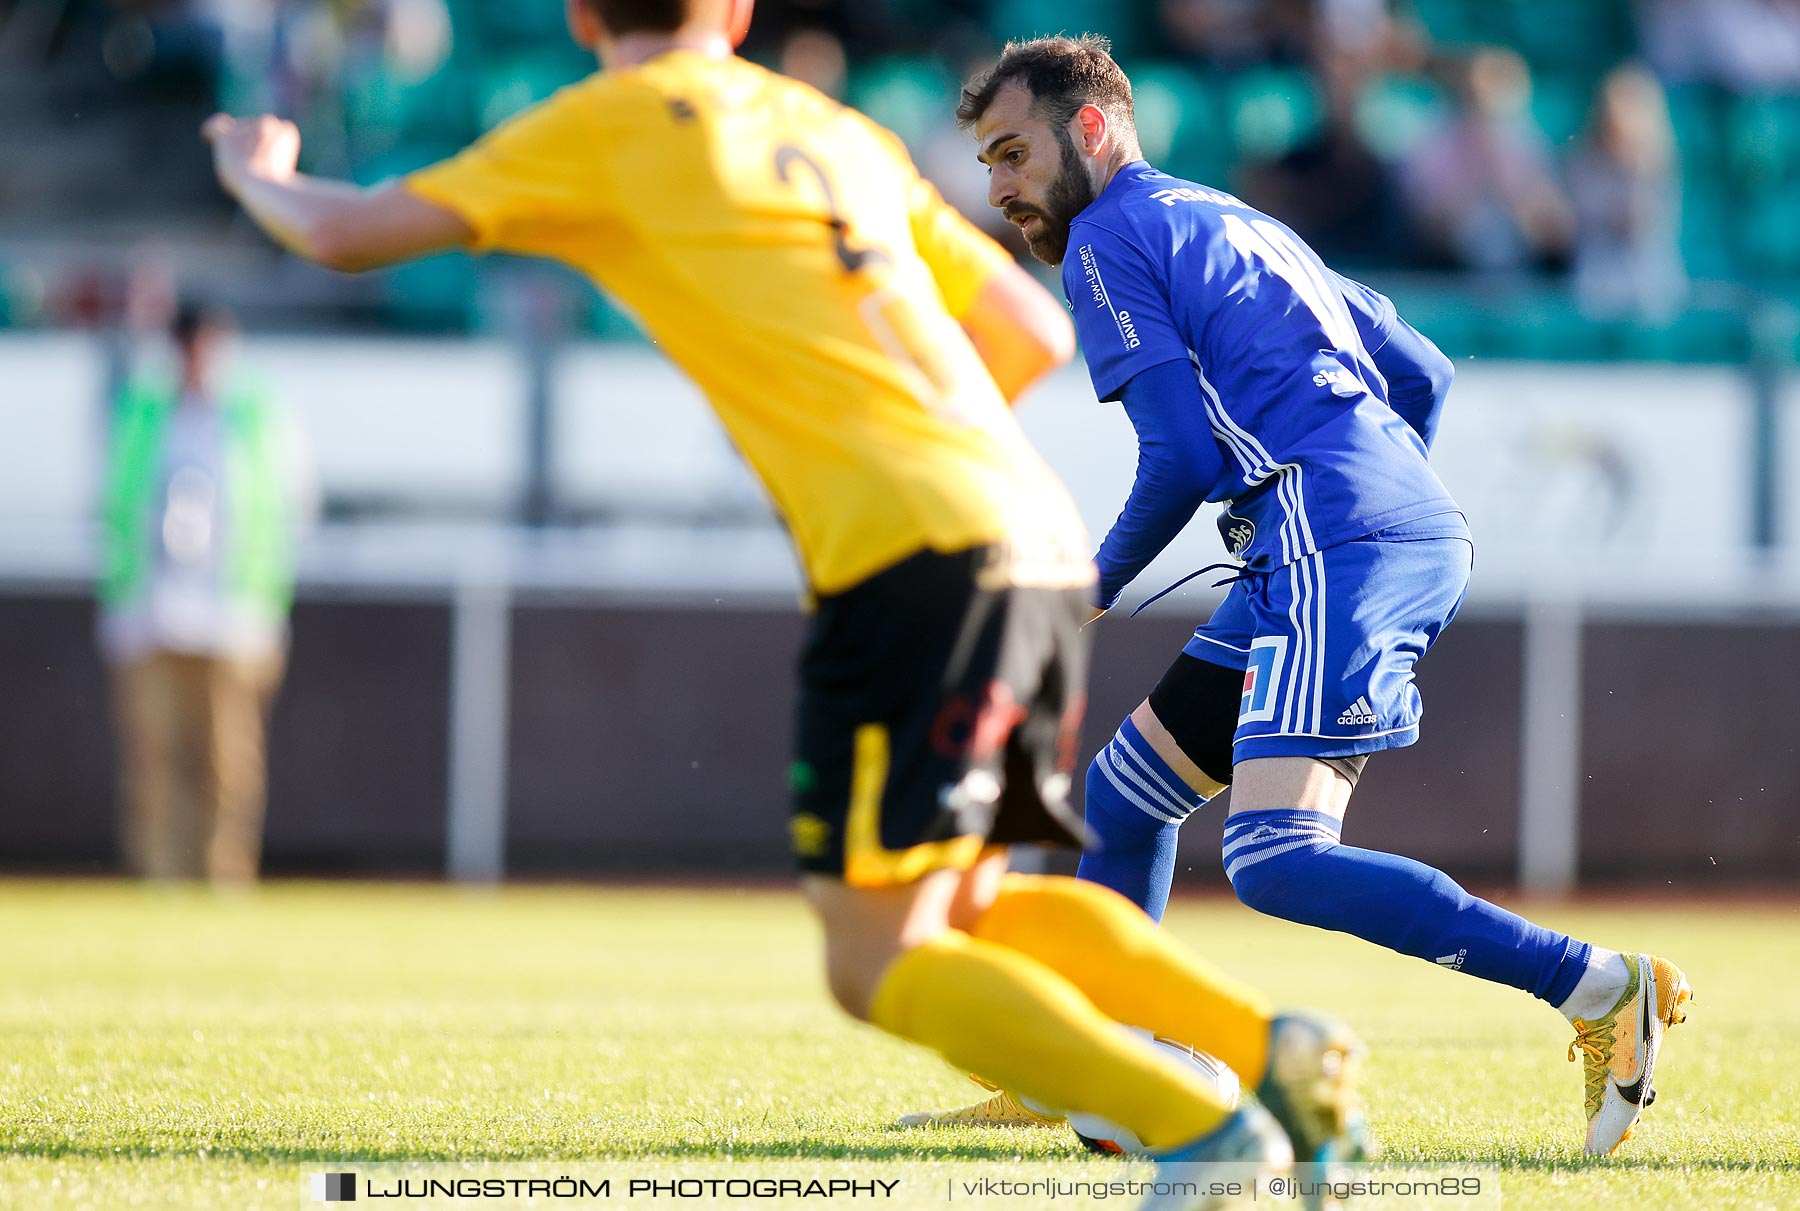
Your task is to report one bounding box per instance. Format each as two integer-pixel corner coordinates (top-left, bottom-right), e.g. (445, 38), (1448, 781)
(1060, 162), (1461, 572)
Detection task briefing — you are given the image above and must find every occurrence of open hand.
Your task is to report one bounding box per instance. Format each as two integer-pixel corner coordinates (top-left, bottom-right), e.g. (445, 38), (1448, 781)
(203, 114), (301, 195)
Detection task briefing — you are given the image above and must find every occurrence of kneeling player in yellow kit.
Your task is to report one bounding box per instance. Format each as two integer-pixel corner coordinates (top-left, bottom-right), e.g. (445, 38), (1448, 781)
(203, 2), (1364, 1203)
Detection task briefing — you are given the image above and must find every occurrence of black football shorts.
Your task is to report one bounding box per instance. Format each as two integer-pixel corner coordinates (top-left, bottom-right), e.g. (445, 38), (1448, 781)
(789, 545), (1091, 886)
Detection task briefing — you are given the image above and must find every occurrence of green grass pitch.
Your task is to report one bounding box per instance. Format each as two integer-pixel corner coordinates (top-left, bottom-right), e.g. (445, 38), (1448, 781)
(1, 881), (1795, 1209)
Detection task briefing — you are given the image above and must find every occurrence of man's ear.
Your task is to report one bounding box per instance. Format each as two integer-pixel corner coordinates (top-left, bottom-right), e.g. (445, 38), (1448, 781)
(1073, 104), (1110, 157)
(565, 0), (604, 50)
(726, 0), (754, 47)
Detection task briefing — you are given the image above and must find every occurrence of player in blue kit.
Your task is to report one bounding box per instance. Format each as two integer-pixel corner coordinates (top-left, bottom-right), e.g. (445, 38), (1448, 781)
(920, 34), (1694, 1160)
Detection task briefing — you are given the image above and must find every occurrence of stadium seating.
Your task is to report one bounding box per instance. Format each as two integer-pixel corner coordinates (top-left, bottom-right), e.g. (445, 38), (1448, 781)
(1123, 64), (1232, 186)
(1226, 67), (1323, 163)
(17, 0), (1769, 364)
(1354, 73), (1449, 161)
(845, 56), (960, 151)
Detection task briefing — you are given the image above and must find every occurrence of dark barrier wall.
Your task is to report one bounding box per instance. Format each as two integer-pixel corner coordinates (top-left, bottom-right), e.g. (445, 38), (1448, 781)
(1580, 623), (1800, 879)
(507, 603), (805, 874)
(0, 595), (452, 873)
(0, 591), (1793, 885)
(0, 596), (115, 865)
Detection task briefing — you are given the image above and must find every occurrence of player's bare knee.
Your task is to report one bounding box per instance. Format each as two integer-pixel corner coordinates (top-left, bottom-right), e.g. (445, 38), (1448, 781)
(809, 911), (902, 1021)
(945, 851), (1010, 931)
(820, 950), (884, 1021)
(1228, 756), (1354, 818)
(818, 924), (943, 1021)
(802, 871), (959, 1021)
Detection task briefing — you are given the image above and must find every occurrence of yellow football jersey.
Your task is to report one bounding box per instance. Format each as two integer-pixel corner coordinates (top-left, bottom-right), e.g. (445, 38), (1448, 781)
(405, 50), (1091, 596)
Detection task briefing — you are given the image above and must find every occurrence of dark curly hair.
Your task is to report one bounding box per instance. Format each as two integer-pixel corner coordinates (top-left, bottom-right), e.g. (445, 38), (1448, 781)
(956, 33), (1136, 137)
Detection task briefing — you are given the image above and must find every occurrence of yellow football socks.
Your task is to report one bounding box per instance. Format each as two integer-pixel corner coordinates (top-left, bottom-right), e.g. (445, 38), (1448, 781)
(969, 874), (1274, 1086)
(868, 930), (1231, 1150)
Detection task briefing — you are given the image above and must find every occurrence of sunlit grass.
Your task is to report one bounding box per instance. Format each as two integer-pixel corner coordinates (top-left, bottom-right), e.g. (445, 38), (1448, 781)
(1, 882), (1792, 1209)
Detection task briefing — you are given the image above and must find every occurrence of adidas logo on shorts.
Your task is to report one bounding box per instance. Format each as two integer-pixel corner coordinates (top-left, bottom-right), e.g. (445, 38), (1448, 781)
(1336, 696), (1378, 726)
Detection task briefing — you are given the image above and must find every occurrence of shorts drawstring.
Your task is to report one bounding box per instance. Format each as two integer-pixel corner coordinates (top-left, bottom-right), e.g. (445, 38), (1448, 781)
(1129, 561), (1254, 617)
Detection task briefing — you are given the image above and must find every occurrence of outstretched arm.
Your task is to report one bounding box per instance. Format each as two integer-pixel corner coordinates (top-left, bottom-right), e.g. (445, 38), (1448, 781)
(205, 114), (473, 272)
(1092, 358), (1224, 613)
(959, 259), (1076, 403)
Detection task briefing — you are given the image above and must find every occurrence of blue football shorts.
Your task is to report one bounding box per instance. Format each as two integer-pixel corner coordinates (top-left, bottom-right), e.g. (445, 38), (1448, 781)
(1183, 515), (1473, 762)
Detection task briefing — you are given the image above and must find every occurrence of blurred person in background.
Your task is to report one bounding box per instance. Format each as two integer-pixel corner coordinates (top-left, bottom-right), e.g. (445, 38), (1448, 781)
(1308, 0), (1429, 75)
(1157, 0), (1425, 72)
(776, 25), (847, 99)
(1240, 55), (1412, 266)
(100, 303), (317, 884)
(1638, 0), (1800, 93)
(1567, 65), (1686, 322)
(1158, 0), (1296, 69)
(1232, 0), (1428, 264)
(1401, 48), (1574, 272)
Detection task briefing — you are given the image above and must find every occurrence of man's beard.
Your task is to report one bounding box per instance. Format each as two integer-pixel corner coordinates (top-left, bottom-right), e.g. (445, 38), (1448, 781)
(1005, 131), (1097, 266)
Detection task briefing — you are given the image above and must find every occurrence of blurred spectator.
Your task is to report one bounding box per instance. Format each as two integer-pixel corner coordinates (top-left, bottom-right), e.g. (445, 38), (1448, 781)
(1160, 0), (1294, 68)
(1567, 65), (1687, 321)
(779, 26), (848, 99)
(1638, 0), (1800, 93)
(1401, 49), (1574, 272)
(100, 304), (317, 884)
(1158, 0), (1426, 72)
(1241, 56), (1411, 265)
(1312, 0), (1430, 74)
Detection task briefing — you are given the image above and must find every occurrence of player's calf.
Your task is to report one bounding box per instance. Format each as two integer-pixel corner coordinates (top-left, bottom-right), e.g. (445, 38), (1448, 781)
(1221, 803), (1603, 1007)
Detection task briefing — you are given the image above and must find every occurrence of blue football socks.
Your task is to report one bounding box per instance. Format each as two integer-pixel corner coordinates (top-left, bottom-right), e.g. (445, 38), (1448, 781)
(1222, 808), (1591, 1004)
(1076, 717), (1207, 923)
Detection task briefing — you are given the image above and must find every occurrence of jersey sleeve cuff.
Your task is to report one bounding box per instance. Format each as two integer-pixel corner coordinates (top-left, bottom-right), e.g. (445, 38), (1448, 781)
(401, 170), (498, 253)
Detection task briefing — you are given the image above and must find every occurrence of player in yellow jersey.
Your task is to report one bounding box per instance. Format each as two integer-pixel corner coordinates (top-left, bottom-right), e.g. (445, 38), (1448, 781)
(204, 3), (1366, 1203)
